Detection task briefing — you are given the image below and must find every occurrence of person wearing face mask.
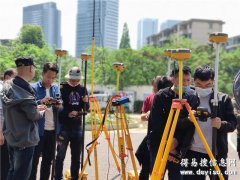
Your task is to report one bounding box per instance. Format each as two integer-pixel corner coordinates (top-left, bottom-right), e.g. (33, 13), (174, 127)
(147, 65), (199, 180)
(182, 65), (236, 180)
(55, 67), (89, 180)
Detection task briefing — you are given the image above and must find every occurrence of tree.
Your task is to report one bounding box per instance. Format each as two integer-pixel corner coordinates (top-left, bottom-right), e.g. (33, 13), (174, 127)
(18, 24), (45, 48)
(119, 23), (131, 49)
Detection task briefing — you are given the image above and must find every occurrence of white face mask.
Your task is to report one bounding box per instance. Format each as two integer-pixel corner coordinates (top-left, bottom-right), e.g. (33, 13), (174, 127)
(195, 87), (212, 97)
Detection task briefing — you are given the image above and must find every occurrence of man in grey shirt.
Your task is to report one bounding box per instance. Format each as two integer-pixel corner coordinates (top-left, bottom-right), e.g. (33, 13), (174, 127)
(182, 65), (236, 180)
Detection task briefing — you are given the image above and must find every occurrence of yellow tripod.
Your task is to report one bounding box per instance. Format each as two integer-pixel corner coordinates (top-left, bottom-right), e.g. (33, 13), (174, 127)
(150, 49), (224, 180)
(103, 63), (138, 180)
(77, 55), (121, 180)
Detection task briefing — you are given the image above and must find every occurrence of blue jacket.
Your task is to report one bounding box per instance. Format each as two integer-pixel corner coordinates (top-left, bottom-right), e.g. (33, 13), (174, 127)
(32, 81), (61, 136)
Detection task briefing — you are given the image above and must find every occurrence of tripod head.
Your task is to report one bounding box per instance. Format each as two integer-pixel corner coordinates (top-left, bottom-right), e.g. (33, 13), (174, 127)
(55, 49), (68, 57)
(209, 32), (228, 44)
(81, 53), (92, 61)
(113, 62), (124, 72)
(171, 48), (191, 61)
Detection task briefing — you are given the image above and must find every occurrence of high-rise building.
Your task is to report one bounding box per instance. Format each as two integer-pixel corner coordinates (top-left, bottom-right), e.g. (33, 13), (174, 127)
(76, 0), (119, 57)
(137, 18), (158, 49)
(23, 2), (61, 48)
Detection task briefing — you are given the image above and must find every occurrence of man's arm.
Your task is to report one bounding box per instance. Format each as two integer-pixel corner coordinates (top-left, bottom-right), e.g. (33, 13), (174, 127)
(141, 96), (150, 121)
(20, 100), (43, 122)
(141, 111), (150, 121)
(218, 96), (237, 133)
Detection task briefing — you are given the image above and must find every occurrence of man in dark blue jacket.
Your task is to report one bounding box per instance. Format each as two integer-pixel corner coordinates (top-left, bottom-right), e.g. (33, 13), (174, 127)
(30, 62), (61, 180)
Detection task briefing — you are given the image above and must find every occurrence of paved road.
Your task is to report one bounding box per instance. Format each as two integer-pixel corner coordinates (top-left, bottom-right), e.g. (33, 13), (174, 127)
(37, 126), (240, 179)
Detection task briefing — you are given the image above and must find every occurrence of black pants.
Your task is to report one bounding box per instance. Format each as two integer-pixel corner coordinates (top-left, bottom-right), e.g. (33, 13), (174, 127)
(1, 142), (10, 180)
(182, 150), (228, 180)
(29, 130), (56, 180)
(135, 136), (150, 180)
(55, 128), (82, 180)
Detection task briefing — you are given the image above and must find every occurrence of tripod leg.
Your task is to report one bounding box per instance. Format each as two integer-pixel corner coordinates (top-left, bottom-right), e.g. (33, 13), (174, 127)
(102, 125), (121, 172)
(95, 99), (121, 172)
(151, 108), (175, 177)
(89, 101), (99, 180)
(116, 106), (127, 180)
(156, 109), (181, 180)
(121, 106), (139, 179)
(188, 110), (224, 180)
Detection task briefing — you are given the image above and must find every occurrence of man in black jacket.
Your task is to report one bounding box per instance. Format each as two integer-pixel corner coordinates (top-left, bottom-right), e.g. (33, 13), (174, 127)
(148, 66), (198, 180)
(55, 67), (89, 180)
(182, 65), (237, 180)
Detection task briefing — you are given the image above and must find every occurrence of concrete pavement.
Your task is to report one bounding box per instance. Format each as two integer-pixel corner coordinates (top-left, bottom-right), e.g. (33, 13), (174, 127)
(36, 126), (240, 179)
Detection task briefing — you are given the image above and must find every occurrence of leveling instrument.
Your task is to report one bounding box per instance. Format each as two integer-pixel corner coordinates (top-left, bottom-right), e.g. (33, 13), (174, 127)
(150, 48), (224, 180)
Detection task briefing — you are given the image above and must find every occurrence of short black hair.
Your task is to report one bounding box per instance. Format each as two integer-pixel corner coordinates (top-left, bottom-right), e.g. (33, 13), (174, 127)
(155, 76), (173, 91)
(3, 68), (15, 80)
(194, 65), (214, 81)
(170, 65), (192, 77)
(42, 62), (59, 74)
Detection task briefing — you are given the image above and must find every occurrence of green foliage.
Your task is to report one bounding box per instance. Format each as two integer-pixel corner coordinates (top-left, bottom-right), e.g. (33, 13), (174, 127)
(0, 26), (78, 82)
(119, 23), (131, 49)
(1, 25), (240, 96)
(18, 24), (46, 48)
(88, 36), (240, 95)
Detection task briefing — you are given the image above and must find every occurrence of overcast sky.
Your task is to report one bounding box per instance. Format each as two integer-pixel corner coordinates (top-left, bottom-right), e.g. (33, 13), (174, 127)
(0, 0), (239, 56)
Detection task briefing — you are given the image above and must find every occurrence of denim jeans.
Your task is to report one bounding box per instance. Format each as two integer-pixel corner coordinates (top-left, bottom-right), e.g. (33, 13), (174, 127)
(1, 142), (10, 180)
(55, 127), (82, 180)
(29, 130), (56, 180)
(7, 145), (35, 180)
(149, 146), (183, 180)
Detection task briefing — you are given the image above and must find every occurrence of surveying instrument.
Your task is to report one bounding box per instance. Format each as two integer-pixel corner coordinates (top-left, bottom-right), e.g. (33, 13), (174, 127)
(105, 62), (139, 180)
(51, 49), (67, 180)
(209, 32), (228, 180)
(150, 48), (224, 180)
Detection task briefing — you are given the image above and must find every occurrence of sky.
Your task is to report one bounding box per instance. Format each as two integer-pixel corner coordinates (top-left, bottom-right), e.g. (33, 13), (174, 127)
(0, 0), (239, 56)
